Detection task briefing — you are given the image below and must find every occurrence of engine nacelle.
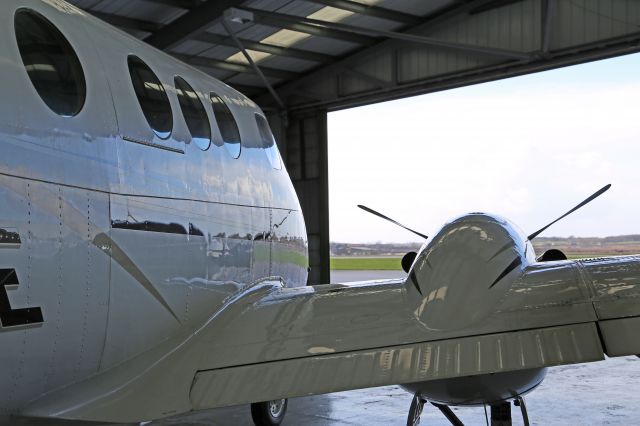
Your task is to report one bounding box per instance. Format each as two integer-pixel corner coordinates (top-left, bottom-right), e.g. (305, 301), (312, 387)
(410, 213), (536, 331)
(401, 367), (547, 406)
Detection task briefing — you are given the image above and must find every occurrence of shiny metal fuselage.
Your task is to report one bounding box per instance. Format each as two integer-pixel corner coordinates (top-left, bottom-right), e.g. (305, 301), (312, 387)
(0, 0), (307, 416)
(3, 1), (640, 423)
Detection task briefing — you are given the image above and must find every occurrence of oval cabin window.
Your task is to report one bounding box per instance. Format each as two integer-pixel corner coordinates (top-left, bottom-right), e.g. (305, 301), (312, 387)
(14, 9), (86, 117)
(175, 77), (211, 151)
(210, 93), (241, 158)
(255, 114), (282, 170)
(127, 56), (173, 139)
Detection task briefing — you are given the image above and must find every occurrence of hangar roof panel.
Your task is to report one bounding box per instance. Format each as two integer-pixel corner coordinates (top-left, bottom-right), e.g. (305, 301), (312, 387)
(199, 46), (240, 60)
(253, 0), (323, 16)
(80, 0), (187, 24)
(226, 73), (284, 87)
(375, 0), (453, 15)
(253, 55), (317, 72)
(289, 36), (359, 55)
(170, 39), (213, 56)
(66, 0), (640, 111)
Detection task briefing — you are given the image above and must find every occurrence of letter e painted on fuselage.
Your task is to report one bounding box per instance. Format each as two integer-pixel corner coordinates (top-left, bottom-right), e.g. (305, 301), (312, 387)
(0, 269), (44, 329)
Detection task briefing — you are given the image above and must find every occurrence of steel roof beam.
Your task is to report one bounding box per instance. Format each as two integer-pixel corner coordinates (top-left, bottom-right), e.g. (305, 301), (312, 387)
(145, 0), (248, 50)
(90, 12), (163, 33)
(239, 6), (531, 60)
(226, 83), (264, 94)
(542, 0), (556, 54)
(342, 68), (395, 89)
(238, 8), (378, 46)
(305, 0), (422, 26)
(260, 0), (525, 108)
(222, 20), (285, 109)
(172, 53), (299, 79)
(194, 32), (334, 63)
(469, 0), (524, 15)
(136, 0), (202, 10)
(402, 0), (510, 33)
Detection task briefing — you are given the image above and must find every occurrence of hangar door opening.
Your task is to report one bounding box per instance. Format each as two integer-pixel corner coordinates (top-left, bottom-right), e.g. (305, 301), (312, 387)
(328, 52), (640, 283)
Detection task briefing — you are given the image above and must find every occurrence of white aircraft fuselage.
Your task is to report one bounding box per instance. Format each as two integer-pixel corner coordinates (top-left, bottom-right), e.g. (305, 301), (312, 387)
(0, 0), (308, 419)
(2, 0), (640, 424)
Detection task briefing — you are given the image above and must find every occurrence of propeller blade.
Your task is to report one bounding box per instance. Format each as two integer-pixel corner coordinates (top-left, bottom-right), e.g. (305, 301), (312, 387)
(527, 184), (611, 241)
(357, 205), (429, 240)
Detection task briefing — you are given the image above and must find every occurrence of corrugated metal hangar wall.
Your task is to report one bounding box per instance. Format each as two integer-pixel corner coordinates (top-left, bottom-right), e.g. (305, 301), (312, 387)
(72, 0), (640, 285)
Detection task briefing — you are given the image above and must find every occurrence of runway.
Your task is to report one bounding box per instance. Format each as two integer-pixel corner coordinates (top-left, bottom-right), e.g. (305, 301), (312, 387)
(330, 270), (407, 282)
(7, 271), (640, 425)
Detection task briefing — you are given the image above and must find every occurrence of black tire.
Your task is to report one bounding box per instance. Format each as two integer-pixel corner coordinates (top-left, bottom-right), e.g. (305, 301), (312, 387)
(250, 399), (288, 426)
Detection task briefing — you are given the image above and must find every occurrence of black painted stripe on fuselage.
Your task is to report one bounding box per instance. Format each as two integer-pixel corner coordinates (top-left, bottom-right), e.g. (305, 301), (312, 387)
(0, 228), (21, 248)
(111, 220), (270, 241)
(112, 220), (193, 235)
(92, 233), (180, 323)
(489, 257), (522, 289)
(409, 270), (422, 295)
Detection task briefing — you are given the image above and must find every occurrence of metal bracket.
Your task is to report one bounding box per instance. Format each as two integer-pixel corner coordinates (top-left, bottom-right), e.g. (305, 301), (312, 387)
(221, 14), (286, 111)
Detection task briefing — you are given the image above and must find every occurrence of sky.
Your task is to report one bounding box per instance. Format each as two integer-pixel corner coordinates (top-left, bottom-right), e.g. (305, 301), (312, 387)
(328, 53), (640, 243)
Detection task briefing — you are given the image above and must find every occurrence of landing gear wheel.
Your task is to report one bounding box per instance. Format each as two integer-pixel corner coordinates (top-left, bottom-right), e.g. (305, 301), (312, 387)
(490, 402), (512, 426)
(250, 399), (288, 426)
(407, 393), (426, 426)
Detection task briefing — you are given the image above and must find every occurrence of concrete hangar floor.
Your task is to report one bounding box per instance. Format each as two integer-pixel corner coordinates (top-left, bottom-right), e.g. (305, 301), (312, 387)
(8, 356), (640, 425)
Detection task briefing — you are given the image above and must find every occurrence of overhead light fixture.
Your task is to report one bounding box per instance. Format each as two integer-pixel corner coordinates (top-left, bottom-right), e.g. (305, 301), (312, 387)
(224, 8), (254, 24)
(224, 3), (382, 65)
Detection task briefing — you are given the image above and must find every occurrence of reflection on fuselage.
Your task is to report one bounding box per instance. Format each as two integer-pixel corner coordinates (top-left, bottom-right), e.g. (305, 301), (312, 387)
(0, 0), (309, 414)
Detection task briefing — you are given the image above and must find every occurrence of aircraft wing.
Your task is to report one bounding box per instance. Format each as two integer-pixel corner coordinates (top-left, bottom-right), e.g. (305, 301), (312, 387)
(191, 321), (603, 410)
(23, 256), (640, 423)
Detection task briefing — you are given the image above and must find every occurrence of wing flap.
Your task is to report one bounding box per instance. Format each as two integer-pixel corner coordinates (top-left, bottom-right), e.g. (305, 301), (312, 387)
(190, 322), (604, 409)
(598, 316), (640, 357)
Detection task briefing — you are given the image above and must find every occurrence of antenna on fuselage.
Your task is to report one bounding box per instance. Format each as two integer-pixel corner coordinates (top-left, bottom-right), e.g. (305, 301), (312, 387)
(527, 184), (611, 241)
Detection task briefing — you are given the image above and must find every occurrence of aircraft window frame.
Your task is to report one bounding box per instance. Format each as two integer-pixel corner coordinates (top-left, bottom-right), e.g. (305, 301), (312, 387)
(255, 114), (282, 170)
(174, 76), (211, 151)
(210, 92), (241, 159)
(14, 8), (87, 117)
(127, 55), (173, 140)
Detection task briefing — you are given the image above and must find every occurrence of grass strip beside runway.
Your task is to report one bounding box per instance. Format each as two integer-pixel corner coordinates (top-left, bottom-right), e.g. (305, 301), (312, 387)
(330, 257), (402, 270)
(330, 253), (622, 271)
